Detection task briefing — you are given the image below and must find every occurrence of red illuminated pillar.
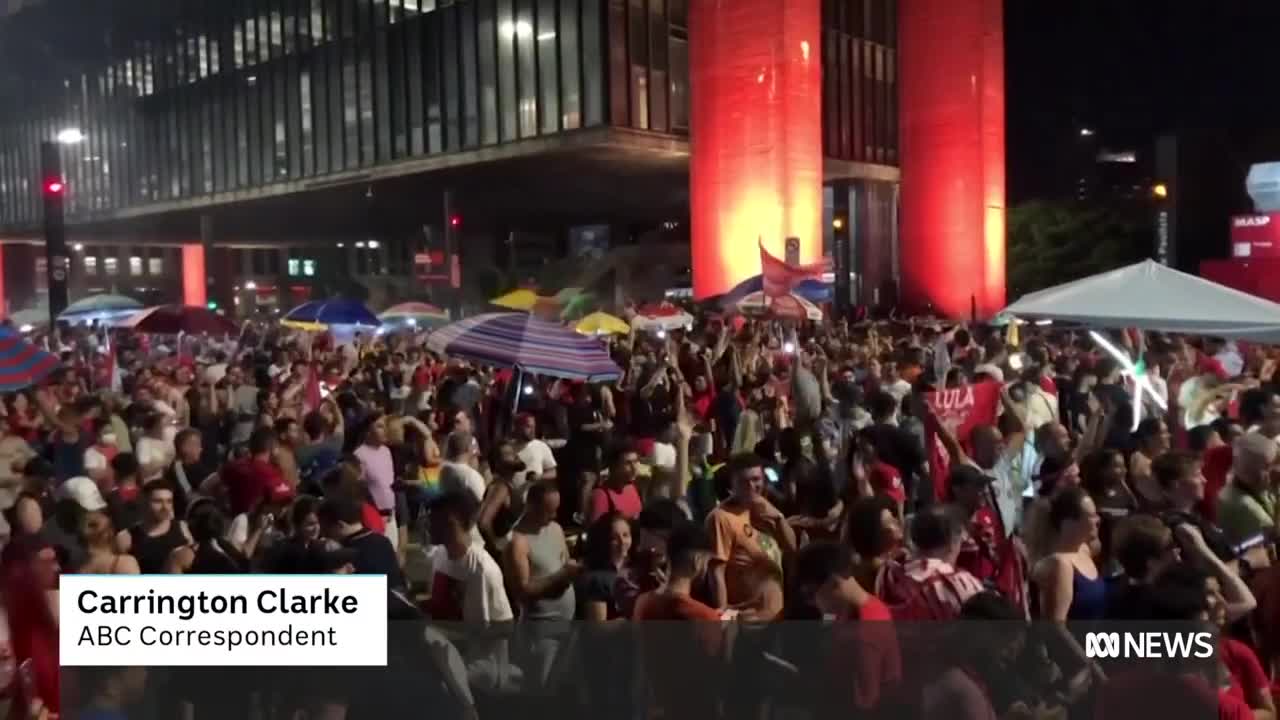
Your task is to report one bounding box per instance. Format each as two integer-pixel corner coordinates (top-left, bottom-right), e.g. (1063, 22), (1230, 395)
(899, 0), (1006, 318)
(181, 244), (206, 307)
(689, 0), (823, 299)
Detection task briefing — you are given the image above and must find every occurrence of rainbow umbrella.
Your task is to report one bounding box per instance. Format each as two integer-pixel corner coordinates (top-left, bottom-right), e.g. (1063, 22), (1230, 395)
(0, 325), (59, 391)
(427, 313), (621, 381)
(379, 302), (451, 330)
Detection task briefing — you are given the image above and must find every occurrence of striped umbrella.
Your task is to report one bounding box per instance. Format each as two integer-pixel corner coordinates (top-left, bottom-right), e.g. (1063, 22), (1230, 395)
(58, 294), (143, 324)
(378, 302), (451, 329)
(427, 313), (622, 381)
(0, 325), (59, 391)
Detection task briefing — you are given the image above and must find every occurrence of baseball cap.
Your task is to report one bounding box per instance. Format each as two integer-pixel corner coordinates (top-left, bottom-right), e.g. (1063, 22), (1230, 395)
(58, 476), (108, 512)
(868, 462), (906, 504)
(949, 464), (995, 491)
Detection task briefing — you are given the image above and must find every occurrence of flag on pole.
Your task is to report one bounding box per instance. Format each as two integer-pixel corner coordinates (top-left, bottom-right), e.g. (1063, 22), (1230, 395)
(760, 240), (825, 298)
(105, 334), (123, 393)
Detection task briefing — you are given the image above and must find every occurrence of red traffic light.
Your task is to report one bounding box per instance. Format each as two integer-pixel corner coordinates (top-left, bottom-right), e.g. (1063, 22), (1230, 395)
(44, 179), (65, 195)
(449, 215), (462, 229)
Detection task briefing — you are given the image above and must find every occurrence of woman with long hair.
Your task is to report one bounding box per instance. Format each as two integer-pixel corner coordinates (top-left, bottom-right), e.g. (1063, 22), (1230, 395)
(78, 509), (139, 575)
(1034, 487), (1105, 621)
(1129, 417), (1172, 508)
(1080, 449), (1136, 570)
(578, 511), (640, 622)
(167, 499), (251, 574)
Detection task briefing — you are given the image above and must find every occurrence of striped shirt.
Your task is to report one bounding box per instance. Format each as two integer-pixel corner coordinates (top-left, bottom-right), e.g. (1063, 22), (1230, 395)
(876, 557), (985, 621)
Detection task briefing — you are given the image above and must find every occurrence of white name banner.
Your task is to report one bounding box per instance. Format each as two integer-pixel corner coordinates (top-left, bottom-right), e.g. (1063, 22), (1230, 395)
(61, 575), (388, 666)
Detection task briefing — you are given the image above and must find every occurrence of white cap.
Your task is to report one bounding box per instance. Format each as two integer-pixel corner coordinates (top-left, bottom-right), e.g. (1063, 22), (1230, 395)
(58, 476), (107, 512)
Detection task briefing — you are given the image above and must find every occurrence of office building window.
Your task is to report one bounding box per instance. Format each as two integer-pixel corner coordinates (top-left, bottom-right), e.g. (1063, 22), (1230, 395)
(536, 0), (558, 134)
(648, 0), (668, 132)
(583, 0), (601, 125)
(84, 256), (98, 276)
(627, 0), (648, 129)
(303, 259), (316, 277)
(460, 1), (480, 147)
(559, 0), (581, 129)
(104, 256), (119, 277)
(478, 0), (499, 145)
(515, 0), (537, 137)
(670, 37), (688, 130)
(288, 258), (301, 276)
(496, 0), (518, 141)
(129, 256), (143, 277)
(148, 256), (163, 276)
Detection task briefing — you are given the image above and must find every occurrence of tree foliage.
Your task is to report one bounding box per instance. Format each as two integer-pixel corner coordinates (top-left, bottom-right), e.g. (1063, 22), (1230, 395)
(1007, 200), (1152, 299)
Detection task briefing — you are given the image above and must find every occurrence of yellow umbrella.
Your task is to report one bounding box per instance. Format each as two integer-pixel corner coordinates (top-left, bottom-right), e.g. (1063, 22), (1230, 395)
(575, 311), (631, 336)
(491, 289), (540, 311)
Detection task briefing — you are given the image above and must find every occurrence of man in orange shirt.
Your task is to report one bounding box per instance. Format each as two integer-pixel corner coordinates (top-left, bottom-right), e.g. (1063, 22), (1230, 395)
(706, 453), (797, 621)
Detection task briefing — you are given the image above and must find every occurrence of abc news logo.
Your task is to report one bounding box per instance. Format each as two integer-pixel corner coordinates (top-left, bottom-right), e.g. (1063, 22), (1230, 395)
(1085, 632), (1215, 660)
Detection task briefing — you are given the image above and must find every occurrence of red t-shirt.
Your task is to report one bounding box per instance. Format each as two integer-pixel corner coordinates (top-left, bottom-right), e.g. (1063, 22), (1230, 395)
(956, 506), (1004, 585)
(632, 591), (725, 720)
(829, 597), (902, 712)
(869, 461), (906, 504)
(362, 501), (387, 535)
(1096, 667), (1251, 720)
(589, 483), (643, 523)
(222, 457), (289, 516)
(1038, 376), (1058, 397)
(1221, 636), (1269, 708)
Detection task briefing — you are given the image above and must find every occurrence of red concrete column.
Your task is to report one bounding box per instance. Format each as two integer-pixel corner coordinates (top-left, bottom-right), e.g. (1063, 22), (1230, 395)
(181, 244), (206, 307)
(688, 0), (823, 299)
(899, 0), (1006, 318)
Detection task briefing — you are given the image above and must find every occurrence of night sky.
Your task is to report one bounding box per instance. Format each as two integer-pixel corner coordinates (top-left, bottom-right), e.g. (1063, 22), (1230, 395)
(1006, 1), (1280, 204)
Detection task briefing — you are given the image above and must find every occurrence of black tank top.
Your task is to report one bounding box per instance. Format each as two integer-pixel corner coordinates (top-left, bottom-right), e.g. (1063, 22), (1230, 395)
(130, 522), (188, 574)
(189, 540), (249, 574)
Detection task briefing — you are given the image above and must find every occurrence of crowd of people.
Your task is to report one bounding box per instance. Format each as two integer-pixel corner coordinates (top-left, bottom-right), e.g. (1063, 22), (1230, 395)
(1, 311), (1279, 720)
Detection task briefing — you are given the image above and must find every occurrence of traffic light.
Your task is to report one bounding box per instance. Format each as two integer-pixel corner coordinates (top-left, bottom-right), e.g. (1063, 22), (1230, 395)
(44, 178), (64, 196)
(449, 214), (462, 229)
(206, 300), (219, 310)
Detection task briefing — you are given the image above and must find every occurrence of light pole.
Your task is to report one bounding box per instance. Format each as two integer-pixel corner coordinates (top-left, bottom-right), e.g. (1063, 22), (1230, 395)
(42, 128), (83, 325)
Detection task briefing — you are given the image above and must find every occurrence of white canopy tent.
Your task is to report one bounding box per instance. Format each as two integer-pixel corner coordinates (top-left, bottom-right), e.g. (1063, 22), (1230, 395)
(1001, 260), (1280, 343)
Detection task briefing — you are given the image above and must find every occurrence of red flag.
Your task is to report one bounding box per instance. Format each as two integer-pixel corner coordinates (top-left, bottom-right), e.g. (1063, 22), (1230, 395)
(924, 381), (1002, 501)
(304, 364), (323, 413)
(760, 241), (824, 297)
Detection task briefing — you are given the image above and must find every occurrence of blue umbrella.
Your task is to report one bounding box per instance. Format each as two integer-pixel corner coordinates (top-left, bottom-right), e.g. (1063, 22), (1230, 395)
(282, 299), (381, 330)
(58, 293), (143, 324)
(0, 325), (59, 391)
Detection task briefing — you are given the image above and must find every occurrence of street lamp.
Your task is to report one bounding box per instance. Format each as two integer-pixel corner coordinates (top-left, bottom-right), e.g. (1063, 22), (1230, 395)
(1079, 128), (1095, 137)
(55, 128), (86, 145)
(42, 129), (84, 325)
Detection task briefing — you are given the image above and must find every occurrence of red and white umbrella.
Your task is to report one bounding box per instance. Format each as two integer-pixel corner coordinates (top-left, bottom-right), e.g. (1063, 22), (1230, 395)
(631, 302), (694, 332)
(734, 291), (823, 322)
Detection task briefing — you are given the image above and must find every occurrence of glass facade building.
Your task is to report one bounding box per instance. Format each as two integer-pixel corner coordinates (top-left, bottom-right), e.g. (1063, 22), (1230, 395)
(0, 0), (900, 310)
